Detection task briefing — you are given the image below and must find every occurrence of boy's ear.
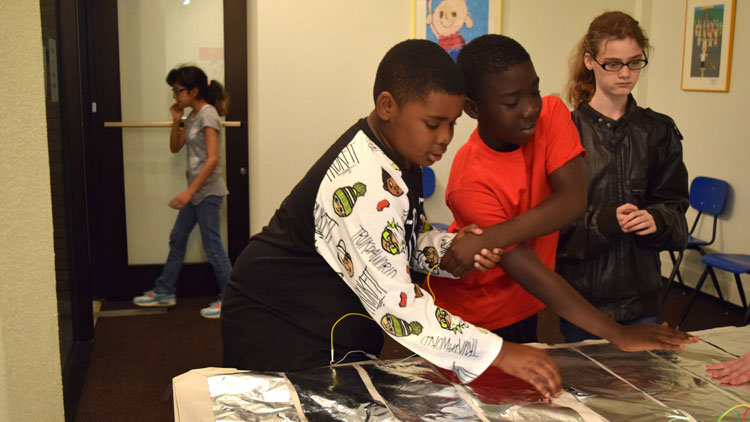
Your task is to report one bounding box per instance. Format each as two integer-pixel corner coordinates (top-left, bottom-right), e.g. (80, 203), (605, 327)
(463, 97), (479, 119)
(375, 91), (398, 120)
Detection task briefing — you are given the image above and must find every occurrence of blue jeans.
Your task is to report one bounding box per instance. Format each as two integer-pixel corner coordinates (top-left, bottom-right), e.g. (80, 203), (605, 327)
(153, 195), (231, 297)
(559, 315), (662, 343)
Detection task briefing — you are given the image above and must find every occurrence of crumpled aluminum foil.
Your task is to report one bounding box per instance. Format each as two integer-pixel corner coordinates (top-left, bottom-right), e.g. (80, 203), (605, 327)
(206, 328), (750, 421)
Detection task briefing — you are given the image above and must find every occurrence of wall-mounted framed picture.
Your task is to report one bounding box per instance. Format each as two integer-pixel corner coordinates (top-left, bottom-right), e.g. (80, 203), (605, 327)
(681, 0), (736, 92)
(412, 0), (502, 61)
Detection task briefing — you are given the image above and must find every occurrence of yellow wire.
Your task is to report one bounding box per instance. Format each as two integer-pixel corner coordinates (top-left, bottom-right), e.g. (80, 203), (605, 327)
(425, 263), (440, 300)
(329, 312), (375, 363)
(717, 404), (750, 421)
(329, 264), (440, 363)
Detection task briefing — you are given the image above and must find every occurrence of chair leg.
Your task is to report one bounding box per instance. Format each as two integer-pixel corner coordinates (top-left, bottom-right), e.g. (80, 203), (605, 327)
(734, 274), (747, 309)
(678, 266), (711, 328)
(672, 251), (687, 286)
(662, 251), (685, 303)
(707, 267), (725, 302)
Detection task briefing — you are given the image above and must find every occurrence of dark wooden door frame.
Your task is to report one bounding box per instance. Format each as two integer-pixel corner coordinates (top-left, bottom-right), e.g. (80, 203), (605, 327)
(84, 0), (249, 299)
(54, 0), (248, 417)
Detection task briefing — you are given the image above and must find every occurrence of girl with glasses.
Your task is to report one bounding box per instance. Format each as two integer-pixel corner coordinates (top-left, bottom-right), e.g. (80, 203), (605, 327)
(555, 11), (690, 342)
(133, 65), (230, 319)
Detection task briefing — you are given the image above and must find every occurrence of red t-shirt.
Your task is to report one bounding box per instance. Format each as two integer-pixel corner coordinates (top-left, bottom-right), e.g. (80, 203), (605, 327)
(430, 96), (585, 330)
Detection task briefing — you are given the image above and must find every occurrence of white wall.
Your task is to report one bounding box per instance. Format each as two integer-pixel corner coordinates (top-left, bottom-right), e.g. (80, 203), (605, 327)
(247, 1), (750, 304)
(0, 2), (64, 421)
(248, 0), (412, 232)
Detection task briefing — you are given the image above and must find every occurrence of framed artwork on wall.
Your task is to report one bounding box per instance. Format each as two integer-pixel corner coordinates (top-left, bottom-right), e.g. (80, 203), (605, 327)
(681, 0), (736, 92)
(412, 0), (502, 61)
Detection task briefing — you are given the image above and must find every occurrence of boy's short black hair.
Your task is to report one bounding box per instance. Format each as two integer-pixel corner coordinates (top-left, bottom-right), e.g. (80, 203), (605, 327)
(457, 34), (531, 102)
(373, 39), (466, 105)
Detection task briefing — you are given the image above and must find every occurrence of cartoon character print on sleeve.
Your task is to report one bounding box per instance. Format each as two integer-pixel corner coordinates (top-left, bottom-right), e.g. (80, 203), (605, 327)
(336, 240), (354, 277)
(417, 246), (439, 268)
(381, 219), (406, 255)
(382, 168), (404, 197)
(333, 182), (366, 217)
(435, 307), (468, 334)
(381, 313), (423, 337)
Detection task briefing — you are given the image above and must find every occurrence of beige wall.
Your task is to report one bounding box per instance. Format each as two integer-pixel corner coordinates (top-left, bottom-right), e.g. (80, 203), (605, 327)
(0, 2), (64, 422)
(248, 0), (412, 231)
(648, 1), (750, 305)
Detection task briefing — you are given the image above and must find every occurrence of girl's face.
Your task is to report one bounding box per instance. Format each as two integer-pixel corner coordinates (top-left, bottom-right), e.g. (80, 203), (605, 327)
(585, 37), (645, 100)
(172, 83), (198, 108)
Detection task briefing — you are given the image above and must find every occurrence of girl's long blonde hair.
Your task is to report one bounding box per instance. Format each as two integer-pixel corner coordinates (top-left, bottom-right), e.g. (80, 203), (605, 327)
(565, 11), (651, 107)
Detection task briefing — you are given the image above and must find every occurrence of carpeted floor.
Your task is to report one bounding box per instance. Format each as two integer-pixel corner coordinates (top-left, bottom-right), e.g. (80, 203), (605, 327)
(74, 297), (222, 422)
(74, 282), (747, 421)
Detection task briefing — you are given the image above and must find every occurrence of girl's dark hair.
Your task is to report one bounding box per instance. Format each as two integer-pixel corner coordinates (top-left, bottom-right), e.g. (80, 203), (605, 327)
(166, 65), (226, 116)
(566, 11), (651, 106)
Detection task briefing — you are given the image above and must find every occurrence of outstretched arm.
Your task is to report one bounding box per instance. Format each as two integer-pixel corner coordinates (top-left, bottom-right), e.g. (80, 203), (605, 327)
(501, 243), (697, 351)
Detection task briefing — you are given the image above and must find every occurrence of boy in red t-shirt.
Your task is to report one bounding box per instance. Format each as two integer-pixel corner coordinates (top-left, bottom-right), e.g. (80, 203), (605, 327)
(431, 34), (695, 351)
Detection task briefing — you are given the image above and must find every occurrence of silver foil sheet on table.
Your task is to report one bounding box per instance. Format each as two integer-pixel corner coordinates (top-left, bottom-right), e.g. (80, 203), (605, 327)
(651, 339), (750, 403)
(360, 358), (580, 421)
(207, 357), (579, 422)
(574, 343), (737, 421)
(207, 372), (301, 421)
(205, 329), (750, 421)
(546, 347), (678, 422)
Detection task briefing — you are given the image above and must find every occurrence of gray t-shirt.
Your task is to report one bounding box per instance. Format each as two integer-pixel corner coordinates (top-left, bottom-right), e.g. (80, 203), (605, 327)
(185, 104), (229, 204)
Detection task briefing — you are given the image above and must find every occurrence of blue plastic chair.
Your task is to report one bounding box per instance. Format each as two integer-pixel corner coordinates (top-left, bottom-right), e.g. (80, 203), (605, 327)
(422, 166), (436, 199)
(678, 253), (750, 327)
(421, 166), (449, 231)
(661, 176), (730, 303)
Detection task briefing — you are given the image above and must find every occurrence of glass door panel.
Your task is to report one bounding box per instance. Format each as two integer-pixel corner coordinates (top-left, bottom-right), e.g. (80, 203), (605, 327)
(117, 0), (227, 265)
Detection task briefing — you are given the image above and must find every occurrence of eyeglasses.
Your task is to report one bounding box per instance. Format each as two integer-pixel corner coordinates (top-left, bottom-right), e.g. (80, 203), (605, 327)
(591, 56), (648, 72)
(171, 87), (188, 94)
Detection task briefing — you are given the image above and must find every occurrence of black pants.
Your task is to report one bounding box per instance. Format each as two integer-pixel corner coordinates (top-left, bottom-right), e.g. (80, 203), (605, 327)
(490, 313), (538, 344)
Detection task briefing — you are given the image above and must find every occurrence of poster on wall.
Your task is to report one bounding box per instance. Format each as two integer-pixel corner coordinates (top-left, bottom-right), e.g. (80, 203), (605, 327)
(197, 45), (225, 85)
(681, 0), (736, 92)
(413, 0), (502, 61)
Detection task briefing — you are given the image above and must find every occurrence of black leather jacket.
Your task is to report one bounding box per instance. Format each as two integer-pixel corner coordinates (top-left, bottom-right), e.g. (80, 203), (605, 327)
(556, 96), (689, 322)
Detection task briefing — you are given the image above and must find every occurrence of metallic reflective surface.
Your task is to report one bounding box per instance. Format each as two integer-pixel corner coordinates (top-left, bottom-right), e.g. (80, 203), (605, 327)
(205, 327), (750, 421)
(208, 372), (300, 421)
(286, 365), (393, 421)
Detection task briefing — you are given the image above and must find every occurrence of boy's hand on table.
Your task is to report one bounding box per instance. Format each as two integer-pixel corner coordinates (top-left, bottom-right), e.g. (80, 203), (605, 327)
(441, 224), (496, 277)
(707, 352), (750, 385)
(492, 341), (561, 398)
(610, 322), (698, 352)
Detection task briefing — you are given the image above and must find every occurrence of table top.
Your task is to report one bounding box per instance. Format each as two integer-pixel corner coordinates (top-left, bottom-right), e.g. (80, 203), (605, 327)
(174, 325), (750, 422)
